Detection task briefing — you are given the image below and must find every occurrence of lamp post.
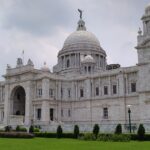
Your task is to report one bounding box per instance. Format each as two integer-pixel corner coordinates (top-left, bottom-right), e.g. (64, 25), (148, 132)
(127, 105), (132, 133)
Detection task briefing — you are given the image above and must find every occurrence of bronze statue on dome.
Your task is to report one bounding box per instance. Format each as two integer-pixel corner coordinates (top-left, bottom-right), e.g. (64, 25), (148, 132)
(78, 9), (83, 19)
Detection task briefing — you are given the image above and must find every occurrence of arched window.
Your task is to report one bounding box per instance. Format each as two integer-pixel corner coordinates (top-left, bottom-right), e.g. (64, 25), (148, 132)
(96, 87), (99, 96)
(85, 66), (87, 73)
(88, 66), (91, 73)
(103, 107), (108, 119)
(80, 89), (84, 98)
(131, 82), (136, 92)
(67, 59), (70, 68)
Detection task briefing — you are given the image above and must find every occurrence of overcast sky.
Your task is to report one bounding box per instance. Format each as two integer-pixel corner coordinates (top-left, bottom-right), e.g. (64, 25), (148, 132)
(0, 0), (149, 79)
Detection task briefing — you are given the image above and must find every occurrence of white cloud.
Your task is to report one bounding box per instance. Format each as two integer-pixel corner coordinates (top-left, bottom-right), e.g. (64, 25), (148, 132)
(0, 0), (149, 80)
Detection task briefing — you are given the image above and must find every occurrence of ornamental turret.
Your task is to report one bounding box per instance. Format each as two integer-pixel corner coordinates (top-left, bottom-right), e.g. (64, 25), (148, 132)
(136, 4), (150, 64)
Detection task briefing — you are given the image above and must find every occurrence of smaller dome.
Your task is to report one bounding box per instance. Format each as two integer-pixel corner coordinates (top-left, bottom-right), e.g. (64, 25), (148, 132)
(41, 62), (50, 72)
(81, 55), (95, 63)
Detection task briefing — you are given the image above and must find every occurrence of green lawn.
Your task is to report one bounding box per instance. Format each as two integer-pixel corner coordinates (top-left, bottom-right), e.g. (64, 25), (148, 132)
(0, 138), (150, 150)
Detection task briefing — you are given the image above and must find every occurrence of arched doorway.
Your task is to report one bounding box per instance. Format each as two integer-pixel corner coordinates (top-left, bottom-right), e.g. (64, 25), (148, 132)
(10, 86), (26, 116)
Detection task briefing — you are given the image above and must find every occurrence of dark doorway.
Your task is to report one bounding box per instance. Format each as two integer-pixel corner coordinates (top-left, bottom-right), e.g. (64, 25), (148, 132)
(50, 108), (54, 121)
(11, 86), (26, 116)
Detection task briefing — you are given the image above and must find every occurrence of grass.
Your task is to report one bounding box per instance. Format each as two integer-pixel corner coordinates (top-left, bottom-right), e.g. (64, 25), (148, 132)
(0, 138), (150, 150)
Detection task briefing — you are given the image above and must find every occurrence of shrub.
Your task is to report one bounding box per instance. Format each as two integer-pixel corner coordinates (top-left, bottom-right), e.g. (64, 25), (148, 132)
(20, 127), (27, 132)
(16, 126), (27, 132)
(115, 124), (122, 134)
(131, 134), (150, 141)
(111, 134), (131, 142)
(97, 134), (131, 142)
(144, 134), (150, 141)
(74, 125), (79, 139)
(62, 133), (74, 138)
(16, 125), (20, 132)
(83, 133), (96, 141)
(34, 128), (40, 132)
(34, 132), (84, 138)
(29, 125), (34, 133)
(137, 124), (145, 140)
(0, 129), (5, 132)
(57, 125), (63, 138)
(5, 126), (12, 132)
(0, 132), (34, 138)
(97, 134), (112, 141)
(93, 124), (100, 138)
(35, 132), (57, 138)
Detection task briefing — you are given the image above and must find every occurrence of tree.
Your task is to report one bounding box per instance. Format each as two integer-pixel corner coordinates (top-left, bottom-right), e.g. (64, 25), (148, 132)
(74, 125), (80, 139)
(115, 124), (122, 134)
(93, 124), (100, 138)
(137, 124), (145, 140)
(5, 126), (12, 132)
(29, 125), (34, 133)
(16, 125), (20, 132)
(57, 125), (63, 138)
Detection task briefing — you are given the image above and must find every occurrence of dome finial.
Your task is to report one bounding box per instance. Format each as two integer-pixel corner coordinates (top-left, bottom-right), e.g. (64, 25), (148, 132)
(77, 9), (86, 31)
(78, 9), (83, 19)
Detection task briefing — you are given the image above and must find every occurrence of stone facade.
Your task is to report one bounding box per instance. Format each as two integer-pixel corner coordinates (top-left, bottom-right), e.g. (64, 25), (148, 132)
(0, 5), (150, 132)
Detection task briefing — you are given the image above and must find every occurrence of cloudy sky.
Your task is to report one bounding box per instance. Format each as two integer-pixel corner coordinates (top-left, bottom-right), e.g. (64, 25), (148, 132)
(0, 0), (149, 79)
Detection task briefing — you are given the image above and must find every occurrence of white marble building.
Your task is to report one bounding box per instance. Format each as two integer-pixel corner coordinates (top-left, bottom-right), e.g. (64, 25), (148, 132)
(0, 5), (150, 132)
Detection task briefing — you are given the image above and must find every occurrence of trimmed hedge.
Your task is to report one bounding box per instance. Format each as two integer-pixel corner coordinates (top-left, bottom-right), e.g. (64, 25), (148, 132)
(130, 134), (150, 141)
(35, 132), (56, 138)
(34, 132), (84, 139)
(82, 133), (150, 141)
(0, 132), (34, 138)
(97, 134), (150, 141)
(34, 128), (40, 132)
(81, 133), (131, 142)
(83, 133), (96, 141)
(16, 126), (27, 132)
(34, 132), (150, 141)
(97, 134), (130, 142)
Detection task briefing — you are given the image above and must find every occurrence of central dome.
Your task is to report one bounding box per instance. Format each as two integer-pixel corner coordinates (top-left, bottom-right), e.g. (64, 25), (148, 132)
(54, 16), (107, 74)
(63, 30), (101, 51)
(59, 19), (105, 54)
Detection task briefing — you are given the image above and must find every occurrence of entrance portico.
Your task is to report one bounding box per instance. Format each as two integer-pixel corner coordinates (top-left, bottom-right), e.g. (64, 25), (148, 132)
(9, 86), (26, 125)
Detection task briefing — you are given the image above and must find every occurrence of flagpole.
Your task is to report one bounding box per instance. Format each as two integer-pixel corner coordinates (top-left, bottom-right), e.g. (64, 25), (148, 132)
(22, 50), (24, 65)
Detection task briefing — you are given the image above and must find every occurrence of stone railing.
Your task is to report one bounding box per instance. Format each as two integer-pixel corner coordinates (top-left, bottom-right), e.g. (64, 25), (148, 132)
(6, 65), (34, 75)
(9, 115), (24, 125)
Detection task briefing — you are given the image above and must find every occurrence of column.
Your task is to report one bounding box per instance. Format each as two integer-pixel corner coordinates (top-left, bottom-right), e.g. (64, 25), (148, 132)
(118, 72), (125, 97)
(75, 82), (78, 100)
(42, 101), (49, 123)
(109, 76), (111, 96)
(91, 79), (94, 98)
(4, 84), (9, 125)
(99, 55), (100, 67)
(85, 79), (91, 99)
(64, 55), (66, 69)
(69, 54), (71, 67)
(71, 81), (75, 100)
(42, 78), (49, 99)
(75, 54), (77, 67)
(24, 81), (32, 125)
